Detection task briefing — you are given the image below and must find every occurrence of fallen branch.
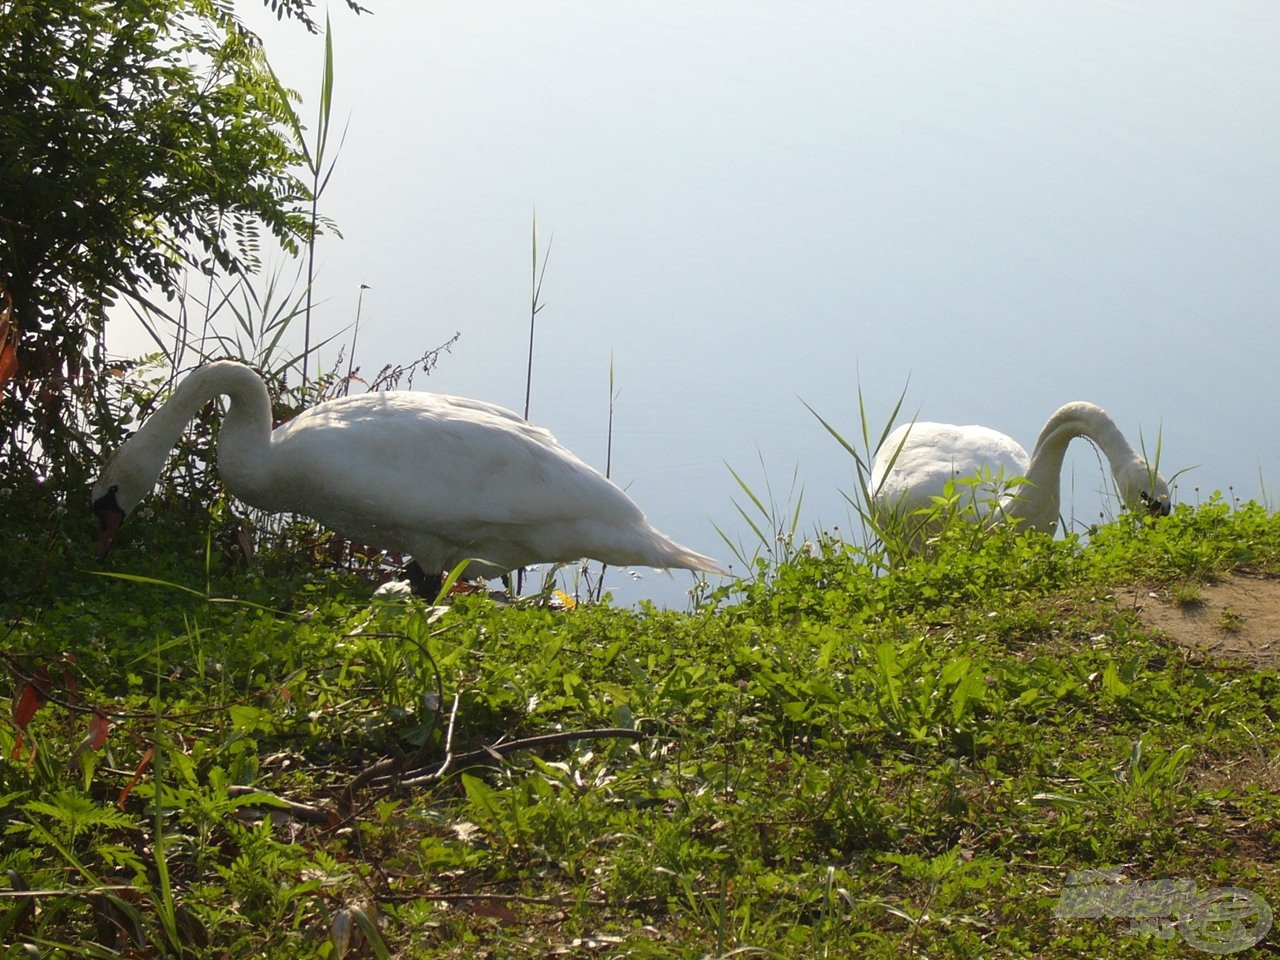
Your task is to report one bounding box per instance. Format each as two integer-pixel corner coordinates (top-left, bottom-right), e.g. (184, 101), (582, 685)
(341, 689), (461, 807)
(220, 727), (655, 831)
(225, 785), (337, 826)
(400, 727), (650, 787)
(0, 885), (135, 899)
(381, 890), (662, 909)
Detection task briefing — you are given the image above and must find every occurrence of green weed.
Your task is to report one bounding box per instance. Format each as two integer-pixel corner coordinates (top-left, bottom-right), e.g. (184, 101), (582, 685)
(6, 495), (1280, 956)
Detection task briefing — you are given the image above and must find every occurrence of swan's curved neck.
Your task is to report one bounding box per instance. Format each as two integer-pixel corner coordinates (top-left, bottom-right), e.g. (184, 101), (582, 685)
(115, 362), (274, 508)
(1016, 402), (1140, 522)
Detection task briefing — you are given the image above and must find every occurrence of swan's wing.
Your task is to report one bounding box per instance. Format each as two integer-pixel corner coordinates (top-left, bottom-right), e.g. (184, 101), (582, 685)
(871, 421), (1030, 515)
(423, 393), (537, 427)
(269, 391), (645, 535)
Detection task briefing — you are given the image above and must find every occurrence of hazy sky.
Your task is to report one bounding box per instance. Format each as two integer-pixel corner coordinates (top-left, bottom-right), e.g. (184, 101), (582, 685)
(111, 2), (1280, 606)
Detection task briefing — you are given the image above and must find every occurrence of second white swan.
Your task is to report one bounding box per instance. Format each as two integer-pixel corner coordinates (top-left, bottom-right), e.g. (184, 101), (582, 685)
(869, 401), (1172, 539)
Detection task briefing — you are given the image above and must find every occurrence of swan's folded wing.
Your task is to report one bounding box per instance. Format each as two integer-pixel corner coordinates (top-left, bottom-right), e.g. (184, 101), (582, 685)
(268, 391), (645, 533)
(872, 421), (1031, 515)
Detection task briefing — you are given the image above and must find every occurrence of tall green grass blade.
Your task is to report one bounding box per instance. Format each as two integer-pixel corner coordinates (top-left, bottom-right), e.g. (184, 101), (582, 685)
(151, 660), (181, 955)
(726, 461), (772, 524)
(316, 15), (334, 169)
(435, 559), (473, 605)
(90, 571), (209, 598)
(351, 904), (392, 960)
(302, 15), (340, 384)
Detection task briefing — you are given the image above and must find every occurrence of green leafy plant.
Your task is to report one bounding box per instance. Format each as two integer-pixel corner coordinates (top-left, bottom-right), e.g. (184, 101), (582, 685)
(0, 0), (315, 488)
(7, 455), (1280, 956)
(714, 455), (806, 579)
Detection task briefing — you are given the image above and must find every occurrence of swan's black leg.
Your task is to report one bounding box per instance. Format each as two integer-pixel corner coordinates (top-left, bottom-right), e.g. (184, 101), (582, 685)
(404, 560), (444, 598)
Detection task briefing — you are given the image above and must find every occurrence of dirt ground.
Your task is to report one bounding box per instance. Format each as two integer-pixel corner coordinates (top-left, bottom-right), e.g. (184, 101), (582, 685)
(1126, 570), (1280, 671)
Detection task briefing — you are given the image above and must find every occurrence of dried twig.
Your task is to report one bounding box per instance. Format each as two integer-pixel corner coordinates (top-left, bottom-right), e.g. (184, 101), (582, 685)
(225, 785), (337, 826)
(345, 724), (650, 798)
(400, 727), (649, 787)
(381, 890), (661, 909)
(0, 885), (135, 900)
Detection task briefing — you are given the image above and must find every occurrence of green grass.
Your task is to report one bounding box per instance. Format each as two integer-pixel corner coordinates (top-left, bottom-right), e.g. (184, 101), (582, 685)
(4, 489), (1280, 957)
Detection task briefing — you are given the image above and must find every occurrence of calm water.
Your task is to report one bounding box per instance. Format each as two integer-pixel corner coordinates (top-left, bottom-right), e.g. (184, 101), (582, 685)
(110, 2), (1280, 608)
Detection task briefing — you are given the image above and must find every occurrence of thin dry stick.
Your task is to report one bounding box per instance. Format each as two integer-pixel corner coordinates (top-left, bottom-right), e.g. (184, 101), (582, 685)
(226, 785), (335, 826)
(419, 687), (463, 782)
(221, 726), (654, 832)
(344, 687), (463, 799)
(339, 628), (449, 805)
(400, 727), (648, 787)
(381, 890), (661, 909)
(0, 886), (136, 900)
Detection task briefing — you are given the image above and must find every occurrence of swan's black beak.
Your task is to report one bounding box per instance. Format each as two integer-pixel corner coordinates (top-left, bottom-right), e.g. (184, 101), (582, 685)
(1141, 491), (1171, 518)
(93, 487), (126, 561)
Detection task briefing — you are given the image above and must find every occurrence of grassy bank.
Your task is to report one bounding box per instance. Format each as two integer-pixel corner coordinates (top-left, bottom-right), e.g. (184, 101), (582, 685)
(3, 494), (1279, 957)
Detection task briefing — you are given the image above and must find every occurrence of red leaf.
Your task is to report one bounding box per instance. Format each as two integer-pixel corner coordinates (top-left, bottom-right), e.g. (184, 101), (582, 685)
(62, 667), (80, 706)
(0, 346), (13, 386)
(70, 708), (111, 762)
(9, 732), (30, 762)
(12, 667), (50, 728)
(117, 747), (154, 810)
(0, 284), (17, 391)
(89, 709), (110, 749)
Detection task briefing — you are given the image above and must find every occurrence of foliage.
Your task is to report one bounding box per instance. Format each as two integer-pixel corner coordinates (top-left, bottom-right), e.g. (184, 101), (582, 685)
(0, 0), (316, 488)
(1085, 496), (1280, 580)
(4, 495), (1280, 957)
(261, 0), (370, 34)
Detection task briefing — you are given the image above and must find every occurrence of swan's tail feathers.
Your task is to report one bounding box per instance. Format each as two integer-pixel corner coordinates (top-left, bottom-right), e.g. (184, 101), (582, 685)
(649, 533), (729, 577)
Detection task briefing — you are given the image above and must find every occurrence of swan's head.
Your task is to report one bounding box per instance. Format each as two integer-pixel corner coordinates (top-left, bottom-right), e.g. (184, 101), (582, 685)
(92, 480), (130, 562)
(1116, 460), (1172, 520)
(91, 445), (155, 560)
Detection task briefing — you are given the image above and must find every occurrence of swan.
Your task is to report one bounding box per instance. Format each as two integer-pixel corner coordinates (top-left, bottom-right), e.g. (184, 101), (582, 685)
(92, 361), (724, 592)
(869, 401), (1171, 540)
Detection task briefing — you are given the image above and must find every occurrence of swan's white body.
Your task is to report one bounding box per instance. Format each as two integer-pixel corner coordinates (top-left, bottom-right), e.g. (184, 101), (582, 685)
(92, 361), (724, 583)
(869, 402), (1171, 538)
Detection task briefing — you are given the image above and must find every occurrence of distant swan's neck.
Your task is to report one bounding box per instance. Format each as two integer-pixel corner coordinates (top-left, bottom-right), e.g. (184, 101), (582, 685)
(1014, 402), (1138, 528)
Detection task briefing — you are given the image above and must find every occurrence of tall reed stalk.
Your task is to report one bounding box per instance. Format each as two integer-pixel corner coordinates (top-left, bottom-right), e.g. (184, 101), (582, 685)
(516, 215), (553, 594)
(288, 16), (347, 386)
(591, 353), (620, 602)
(523, 212), (553, 421)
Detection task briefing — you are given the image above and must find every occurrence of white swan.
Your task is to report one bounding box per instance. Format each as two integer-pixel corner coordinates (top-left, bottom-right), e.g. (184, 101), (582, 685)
(869, 401), (1171, 539)
(92, 361), (724, 591)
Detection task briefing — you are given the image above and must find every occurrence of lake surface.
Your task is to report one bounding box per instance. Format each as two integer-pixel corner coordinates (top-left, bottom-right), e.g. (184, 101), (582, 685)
(110, 2), (1280, 608)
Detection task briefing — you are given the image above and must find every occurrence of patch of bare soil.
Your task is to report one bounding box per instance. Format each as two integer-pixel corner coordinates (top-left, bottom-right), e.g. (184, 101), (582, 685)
(1127, 570), (1280, 671)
